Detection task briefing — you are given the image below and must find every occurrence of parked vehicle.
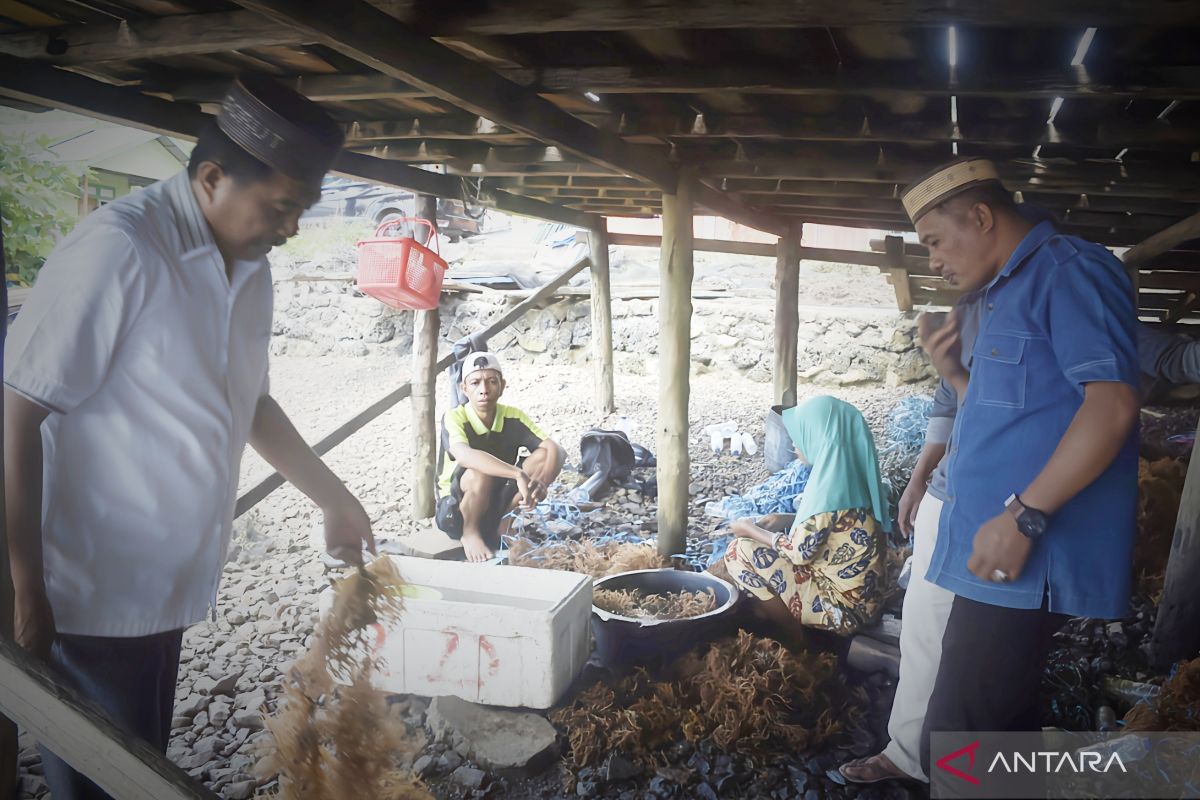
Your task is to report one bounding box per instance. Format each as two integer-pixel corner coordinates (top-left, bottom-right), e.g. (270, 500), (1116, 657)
(302, 178), (486, 241)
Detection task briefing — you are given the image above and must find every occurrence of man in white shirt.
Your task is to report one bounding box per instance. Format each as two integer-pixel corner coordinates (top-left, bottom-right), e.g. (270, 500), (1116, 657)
(4, 76), (374, 799)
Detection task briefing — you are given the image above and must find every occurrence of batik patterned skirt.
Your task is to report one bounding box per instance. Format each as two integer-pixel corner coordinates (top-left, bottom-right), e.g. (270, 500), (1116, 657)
(724, 507), (885, 635)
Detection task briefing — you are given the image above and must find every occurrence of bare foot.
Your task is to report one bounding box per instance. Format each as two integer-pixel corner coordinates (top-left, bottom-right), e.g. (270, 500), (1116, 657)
(461, 532), (494, 563)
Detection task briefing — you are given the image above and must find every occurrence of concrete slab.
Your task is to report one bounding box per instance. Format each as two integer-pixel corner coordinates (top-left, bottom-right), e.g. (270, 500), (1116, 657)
(427, 696), (558, 777)
(389, 525), (465, 560)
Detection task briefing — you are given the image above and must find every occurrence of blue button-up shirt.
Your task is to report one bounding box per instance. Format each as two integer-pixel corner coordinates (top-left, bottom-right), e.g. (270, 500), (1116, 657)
(928, 221), (1139, 619)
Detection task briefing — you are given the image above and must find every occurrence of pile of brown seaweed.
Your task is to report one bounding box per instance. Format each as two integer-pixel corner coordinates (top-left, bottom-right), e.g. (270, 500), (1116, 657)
(550, 630), (866, 781)
(1122, 656), (1200, 732)
(256, 558), (431, 799)
(1135, 457), (1187, 601)
(593, 587), (717, 620)
(506, 536), (670, 578)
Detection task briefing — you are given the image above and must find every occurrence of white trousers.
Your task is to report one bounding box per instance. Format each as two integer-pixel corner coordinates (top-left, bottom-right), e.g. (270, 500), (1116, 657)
(881, 493), (954, 781)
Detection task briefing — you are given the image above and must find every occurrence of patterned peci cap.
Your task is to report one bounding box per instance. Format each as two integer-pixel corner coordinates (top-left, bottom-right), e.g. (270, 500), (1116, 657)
(216, 75), (344, 184)
(901, 158), (1004, 223)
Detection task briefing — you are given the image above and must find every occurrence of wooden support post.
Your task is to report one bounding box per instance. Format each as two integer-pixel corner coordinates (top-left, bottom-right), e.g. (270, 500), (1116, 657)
(884, 235), (914, 312)
(773, 223), (802, 408)
(589, 222), (616, 415)
(411, 194), (440, 519)
(657, 169), (694, 557)
(1151, 417), (1200, 667)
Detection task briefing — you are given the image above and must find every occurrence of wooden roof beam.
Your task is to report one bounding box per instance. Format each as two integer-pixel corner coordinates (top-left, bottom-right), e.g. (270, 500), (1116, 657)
(595, 112), (1200, 151)
(154, 73), (430, 104)
(701, 158), (1200, 189)
(233, 0), (675, 189)
(344, 116), (524, 143)
(503, 63), (1200, 101)
(0, 10), (307, 64)
(232, 0), (785, 235)
(415, 0), (1200, 32)
(0, 56), (602, 231)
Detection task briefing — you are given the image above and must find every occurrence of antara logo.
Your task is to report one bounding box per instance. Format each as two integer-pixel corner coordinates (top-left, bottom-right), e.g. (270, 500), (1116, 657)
(936, 740), (1129, 786)
(988, 751), (1127, 774)
(937, 740), (982, 785)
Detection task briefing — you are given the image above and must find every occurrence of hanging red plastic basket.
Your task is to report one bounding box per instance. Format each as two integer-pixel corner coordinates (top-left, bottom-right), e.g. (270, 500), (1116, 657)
(355, 217), (448, 310)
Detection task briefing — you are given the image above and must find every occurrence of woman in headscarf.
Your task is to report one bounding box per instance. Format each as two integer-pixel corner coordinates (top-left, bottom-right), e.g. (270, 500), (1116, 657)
(714, 396), (891, 647)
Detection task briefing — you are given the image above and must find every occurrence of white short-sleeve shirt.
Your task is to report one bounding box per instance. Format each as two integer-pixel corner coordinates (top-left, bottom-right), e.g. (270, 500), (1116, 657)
(4, 171), (273, 637)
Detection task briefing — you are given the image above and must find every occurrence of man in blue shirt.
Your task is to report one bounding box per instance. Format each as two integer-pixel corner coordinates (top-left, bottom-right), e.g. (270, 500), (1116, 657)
(901, 159), (1140, 773)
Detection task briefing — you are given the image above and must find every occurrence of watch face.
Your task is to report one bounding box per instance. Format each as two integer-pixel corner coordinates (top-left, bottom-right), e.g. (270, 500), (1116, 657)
(1020, 511), (1047, 538)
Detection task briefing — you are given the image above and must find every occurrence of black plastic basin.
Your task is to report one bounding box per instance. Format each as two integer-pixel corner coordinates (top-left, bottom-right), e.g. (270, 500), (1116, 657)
(591, 568), (740, 670)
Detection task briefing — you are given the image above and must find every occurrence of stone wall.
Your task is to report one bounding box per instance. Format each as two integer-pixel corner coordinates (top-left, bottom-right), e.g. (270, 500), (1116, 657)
(271, 275), (935, 387)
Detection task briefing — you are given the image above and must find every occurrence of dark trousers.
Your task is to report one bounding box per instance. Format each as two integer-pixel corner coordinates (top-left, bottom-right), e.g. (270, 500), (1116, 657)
(41, 628), (184, 800)
(920, 595), (1066, 776)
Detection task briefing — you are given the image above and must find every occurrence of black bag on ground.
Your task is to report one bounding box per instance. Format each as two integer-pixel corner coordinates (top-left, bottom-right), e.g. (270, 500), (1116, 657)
(576, 429), (637, 500)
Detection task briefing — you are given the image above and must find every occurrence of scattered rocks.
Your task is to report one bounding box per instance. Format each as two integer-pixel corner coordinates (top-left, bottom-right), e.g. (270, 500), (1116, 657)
(230, 710), (264, 731)
(451, 765), (489, 791)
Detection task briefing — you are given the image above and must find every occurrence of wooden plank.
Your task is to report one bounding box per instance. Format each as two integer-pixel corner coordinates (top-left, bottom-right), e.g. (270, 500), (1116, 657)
(572, 109), (1200, 150)
(410, 194), (439, 519)
(657, 169), (694, 558)
(0, 10), (306, 64)
(1151, 418), (1200, 667)
(588, 224), (616, 416)
(414, 1), (1200, 33)
(234, 0), (677, 190)
(158, 73), (429, 104)
(1139, 271), (1200, 291)
(773, 224), (802, 408)
(607, 232), (777, 259)
(503, 63), (1200, 102)
(1122, 211), (1200, 268)
(702, 157), (1200, 190)
(884, 235), (914, 312)
(0, 638), (217, 799)
(235, 256), (591, 516)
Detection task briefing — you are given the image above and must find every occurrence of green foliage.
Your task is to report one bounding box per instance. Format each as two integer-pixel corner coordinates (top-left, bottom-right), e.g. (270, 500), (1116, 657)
(275, 217), (374, 268)
(1, 136), (86, 286)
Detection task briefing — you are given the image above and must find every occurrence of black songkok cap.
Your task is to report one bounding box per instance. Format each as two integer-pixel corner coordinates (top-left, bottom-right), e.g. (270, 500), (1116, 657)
(216, 75), (344, 183)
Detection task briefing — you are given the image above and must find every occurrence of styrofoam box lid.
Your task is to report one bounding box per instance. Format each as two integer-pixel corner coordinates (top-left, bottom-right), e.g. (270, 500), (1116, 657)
(318, 554), (592, 617)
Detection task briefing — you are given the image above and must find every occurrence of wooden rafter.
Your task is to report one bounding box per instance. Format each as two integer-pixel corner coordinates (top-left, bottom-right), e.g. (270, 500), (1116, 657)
(0, 10), (307, 64)
(233, 0), (676, 188)
(232, 0), (785, 234)
(0, 56), (602, 231)
(156, 73), (428, 104)
(501, 64), (1200, 101)
(400, 0), (1200, 33)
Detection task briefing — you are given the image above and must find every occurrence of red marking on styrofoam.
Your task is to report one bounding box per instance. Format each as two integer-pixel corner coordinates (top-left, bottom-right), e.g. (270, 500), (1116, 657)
(369, 623), (390, 676)
(478, 637), (501, 692)
(428, 631), (460, 681)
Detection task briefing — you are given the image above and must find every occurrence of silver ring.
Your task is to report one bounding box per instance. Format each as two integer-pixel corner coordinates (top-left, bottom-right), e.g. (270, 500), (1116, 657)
(991, 569), (1010, 583)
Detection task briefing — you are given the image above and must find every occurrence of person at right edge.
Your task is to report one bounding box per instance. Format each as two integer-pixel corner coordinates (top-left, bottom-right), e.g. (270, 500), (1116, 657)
(901, 159), (1140, 777)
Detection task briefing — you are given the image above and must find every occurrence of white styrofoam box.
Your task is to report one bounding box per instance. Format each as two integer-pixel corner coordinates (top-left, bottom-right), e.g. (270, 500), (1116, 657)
(318, 555), (592, 709)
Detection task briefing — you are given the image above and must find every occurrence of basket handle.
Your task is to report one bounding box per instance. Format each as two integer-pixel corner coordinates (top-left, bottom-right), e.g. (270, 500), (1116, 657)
(373, 216), (442, 255)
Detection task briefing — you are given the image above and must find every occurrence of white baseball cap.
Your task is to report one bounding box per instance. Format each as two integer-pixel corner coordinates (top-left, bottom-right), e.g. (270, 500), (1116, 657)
(461, 351), (503, 381)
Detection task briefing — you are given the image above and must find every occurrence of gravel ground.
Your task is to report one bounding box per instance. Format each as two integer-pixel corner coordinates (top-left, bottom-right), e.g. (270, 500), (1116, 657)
(14, 351), (927, 800)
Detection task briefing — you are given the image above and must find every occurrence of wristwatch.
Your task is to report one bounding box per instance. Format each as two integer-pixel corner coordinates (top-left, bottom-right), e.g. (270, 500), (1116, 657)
(1005, 494), (1048, 539)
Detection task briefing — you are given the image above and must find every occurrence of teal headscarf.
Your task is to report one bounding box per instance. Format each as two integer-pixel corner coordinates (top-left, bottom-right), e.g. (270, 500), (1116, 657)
(783, 396), (892, 533)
